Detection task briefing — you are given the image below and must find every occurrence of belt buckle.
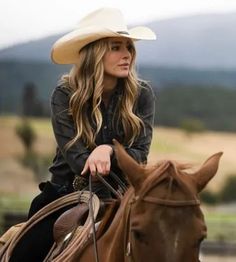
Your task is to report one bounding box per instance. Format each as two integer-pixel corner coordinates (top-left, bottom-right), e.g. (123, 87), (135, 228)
(73, 175), (88, 191)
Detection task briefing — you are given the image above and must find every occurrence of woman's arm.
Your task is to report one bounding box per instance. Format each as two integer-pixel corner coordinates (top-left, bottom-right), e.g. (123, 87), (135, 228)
(51, 86), (91, 175)
(126, 82), (155, 163)
(112, 82), (155, 165)
(51, 86), (114, 176)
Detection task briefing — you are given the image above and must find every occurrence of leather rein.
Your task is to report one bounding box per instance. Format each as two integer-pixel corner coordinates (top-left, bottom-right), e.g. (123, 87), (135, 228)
(88, 171), (128, 262)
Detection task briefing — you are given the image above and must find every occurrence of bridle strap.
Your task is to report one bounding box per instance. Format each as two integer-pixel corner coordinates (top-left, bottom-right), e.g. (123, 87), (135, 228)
(124, 194), (201, 261)
(124, 201), (135, 262)
(143, 196), (200, 206)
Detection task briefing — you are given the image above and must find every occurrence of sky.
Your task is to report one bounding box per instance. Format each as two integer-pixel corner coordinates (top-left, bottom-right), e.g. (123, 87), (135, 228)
(0, 0), (236, 49)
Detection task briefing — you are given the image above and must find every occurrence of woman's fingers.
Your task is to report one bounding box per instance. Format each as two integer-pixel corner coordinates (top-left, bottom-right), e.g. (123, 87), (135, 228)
(82, 159), (111, 176)
(82, 145), (112, 176)
(89, 161), (97, 176)
(96, 161), (103, 174)
(81, 160), (89, 175)
(104, 161), (111, 175)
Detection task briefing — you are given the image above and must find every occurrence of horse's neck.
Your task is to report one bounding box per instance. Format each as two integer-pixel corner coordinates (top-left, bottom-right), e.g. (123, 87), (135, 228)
(98, 188), (134, 261)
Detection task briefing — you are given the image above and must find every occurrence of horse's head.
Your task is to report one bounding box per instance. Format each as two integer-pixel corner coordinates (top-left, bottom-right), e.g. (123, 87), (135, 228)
(113, 139), (222, 262)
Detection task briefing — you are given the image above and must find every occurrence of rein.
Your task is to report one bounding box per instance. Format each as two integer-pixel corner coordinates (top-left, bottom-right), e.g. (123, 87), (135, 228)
(88, 171), (128, 262)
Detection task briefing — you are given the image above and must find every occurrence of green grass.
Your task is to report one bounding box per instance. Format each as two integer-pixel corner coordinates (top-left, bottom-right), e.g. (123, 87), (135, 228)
(0, 194), (32, 234)
(0, 195), (31, 211)
(30, 118), (53, 135)
(150, 138), (182, 153)
(1, 115), (53, 136)
(205, 212), (236, 242)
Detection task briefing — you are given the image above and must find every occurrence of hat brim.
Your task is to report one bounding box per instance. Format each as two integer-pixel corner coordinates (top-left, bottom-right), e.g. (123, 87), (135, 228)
(51, 26), (156, 64)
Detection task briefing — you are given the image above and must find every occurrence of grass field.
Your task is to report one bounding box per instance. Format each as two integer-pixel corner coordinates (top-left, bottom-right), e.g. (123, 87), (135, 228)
(0, 115), (236, 241)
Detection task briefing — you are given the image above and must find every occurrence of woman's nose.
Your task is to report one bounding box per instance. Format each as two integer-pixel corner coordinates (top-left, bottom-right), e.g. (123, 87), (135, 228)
(122, 48), (131, 59)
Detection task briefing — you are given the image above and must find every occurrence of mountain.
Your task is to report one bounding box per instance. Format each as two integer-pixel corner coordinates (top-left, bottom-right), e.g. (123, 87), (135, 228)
(136, 12), (236, 69)
(0, 12), (235, 69)
(0, 35), (59, 62)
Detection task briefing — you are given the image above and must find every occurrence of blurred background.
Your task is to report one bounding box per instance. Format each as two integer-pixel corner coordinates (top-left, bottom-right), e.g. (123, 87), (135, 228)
(0, 0), (236, 260)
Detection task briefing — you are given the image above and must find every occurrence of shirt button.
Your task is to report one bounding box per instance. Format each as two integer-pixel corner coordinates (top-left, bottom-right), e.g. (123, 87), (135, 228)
(104, 126), (107, 129)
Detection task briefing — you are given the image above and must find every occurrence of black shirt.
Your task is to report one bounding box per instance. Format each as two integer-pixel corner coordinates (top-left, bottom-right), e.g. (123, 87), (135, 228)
(49, 81), (155, 187)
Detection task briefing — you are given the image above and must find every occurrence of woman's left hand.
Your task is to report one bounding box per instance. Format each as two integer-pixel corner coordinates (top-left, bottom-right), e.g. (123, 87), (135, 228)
(81, 145), (113, 176)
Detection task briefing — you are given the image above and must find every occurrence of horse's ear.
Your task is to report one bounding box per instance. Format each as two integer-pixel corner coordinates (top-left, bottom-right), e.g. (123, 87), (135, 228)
(193, 152), (223, 192)
(112, 139), (146, 191)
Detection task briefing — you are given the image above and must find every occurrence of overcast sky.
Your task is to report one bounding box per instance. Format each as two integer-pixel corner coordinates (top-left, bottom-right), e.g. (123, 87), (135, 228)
(0, 0), (236, 49)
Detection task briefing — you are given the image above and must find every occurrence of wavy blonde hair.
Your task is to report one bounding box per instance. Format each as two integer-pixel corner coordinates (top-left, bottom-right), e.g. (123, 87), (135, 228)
(60, 37), (144, 149)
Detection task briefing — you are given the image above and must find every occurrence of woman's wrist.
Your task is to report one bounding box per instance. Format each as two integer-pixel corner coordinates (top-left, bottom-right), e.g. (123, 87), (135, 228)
(103, 144), (114, 155)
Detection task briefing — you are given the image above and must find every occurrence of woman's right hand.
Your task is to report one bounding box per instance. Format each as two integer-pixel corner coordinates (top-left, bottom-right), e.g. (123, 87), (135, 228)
(81, 145), (113, 176)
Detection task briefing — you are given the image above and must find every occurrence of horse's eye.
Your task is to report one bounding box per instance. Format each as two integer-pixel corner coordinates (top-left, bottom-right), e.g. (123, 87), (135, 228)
(132, 229), (146, 241)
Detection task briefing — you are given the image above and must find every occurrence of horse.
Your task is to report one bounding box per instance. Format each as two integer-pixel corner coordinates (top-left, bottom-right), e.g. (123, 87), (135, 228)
(0, 140), (222, 262)
(72, 140), (222, 262)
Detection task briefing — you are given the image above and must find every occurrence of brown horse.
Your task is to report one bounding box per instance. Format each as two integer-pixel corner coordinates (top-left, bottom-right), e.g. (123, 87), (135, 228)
(73, 140), (222, 262)
(0, 141), (222, 262)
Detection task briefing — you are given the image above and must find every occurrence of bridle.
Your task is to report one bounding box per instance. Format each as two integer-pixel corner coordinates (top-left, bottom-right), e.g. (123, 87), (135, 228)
(124, 163), (201, 261)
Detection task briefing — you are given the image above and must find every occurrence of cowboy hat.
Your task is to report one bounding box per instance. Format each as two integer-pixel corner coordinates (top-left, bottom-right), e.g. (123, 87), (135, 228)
(51, 7), (156, 64)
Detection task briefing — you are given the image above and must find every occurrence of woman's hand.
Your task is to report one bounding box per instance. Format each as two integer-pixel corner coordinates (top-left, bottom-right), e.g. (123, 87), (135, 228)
(81, 145), (113, 176)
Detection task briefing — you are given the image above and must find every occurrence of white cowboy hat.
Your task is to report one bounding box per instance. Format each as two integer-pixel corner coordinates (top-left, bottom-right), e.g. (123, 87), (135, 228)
(51, 7), (156, 64)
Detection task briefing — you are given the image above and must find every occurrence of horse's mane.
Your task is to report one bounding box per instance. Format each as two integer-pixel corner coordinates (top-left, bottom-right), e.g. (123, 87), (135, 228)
(136, 160), (198, 204)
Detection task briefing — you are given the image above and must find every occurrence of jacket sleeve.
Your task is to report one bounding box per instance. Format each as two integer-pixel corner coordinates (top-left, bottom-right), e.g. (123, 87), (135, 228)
(112, 82), (155, 164)
(126, 82), (155, 163)
(50, 86), (90, 174)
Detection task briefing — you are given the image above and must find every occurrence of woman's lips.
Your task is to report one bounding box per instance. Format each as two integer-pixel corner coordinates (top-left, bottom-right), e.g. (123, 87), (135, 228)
(118, 63), (129, 66)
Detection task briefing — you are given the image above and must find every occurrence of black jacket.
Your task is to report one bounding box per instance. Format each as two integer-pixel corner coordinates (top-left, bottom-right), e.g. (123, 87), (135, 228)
(49, 80), (155, 187)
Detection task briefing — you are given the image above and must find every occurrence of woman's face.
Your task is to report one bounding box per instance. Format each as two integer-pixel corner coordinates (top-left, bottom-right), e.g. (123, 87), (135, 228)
(103, 37), (133, 80)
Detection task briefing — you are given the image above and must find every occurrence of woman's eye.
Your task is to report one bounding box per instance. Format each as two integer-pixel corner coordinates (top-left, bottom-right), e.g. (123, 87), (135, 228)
(111, 46), (119, 51)
(127, 45), (133, 52)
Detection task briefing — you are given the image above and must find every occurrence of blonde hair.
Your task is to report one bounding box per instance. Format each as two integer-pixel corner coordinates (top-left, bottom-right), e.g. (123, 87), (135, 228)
(60, 38), (143, 150)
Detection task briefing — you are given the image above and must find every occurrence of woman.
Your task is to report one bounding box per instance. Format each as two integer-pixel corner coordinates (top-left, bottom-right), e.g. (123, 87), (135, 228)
(0, 8), (156, 261)
(29, 7), (156, 216)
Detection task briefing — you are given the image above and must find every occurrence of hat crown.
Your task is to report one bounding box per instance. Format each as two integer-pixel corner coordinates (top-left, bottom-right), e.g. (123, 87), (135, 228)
(77, 8), (128, 32)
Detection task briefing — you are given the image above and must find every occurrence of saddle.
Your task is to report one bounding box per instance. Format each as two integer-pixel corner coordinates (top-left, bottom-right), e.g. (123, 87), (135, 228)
(46, 197), (120, 261)
(0, 191), (120, 262)
(0, 191), (98, 261)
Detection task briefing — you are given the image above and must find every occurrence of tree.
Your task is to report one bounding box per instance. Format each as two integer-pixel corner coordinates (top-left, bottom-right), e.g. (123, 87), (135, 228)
(180, 118), (205, 136)
(22, 82), (44, 116)
(219, 175), (236, 203)
(15, 119), (50, 182)
(15, 119), (36, 152)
